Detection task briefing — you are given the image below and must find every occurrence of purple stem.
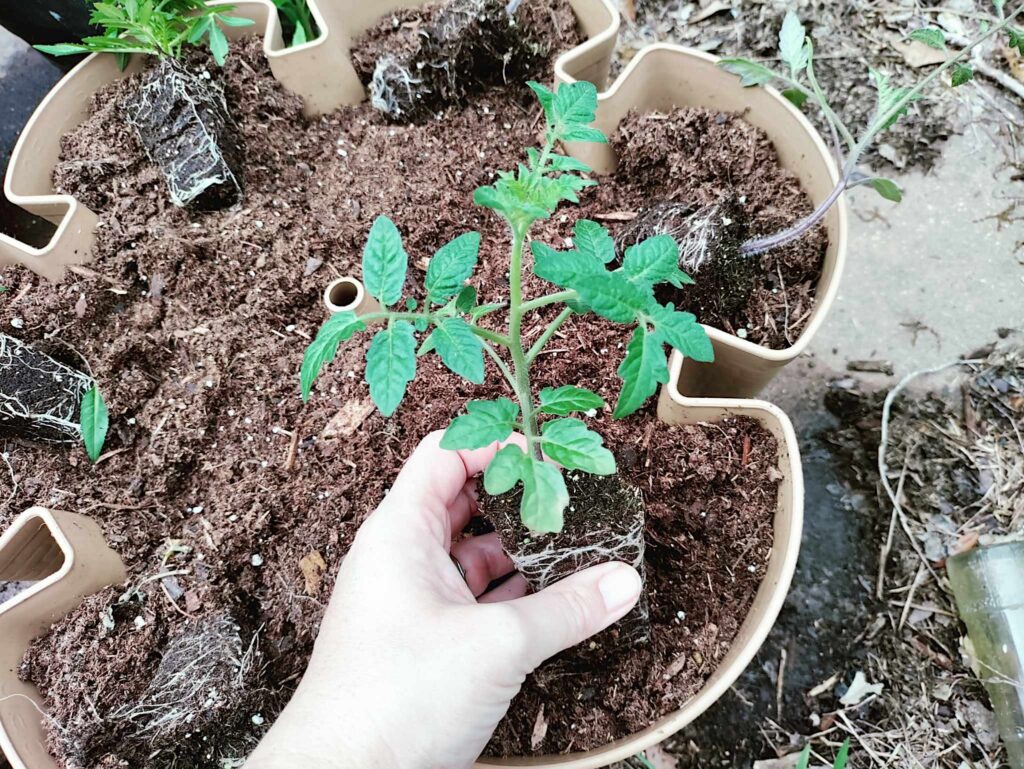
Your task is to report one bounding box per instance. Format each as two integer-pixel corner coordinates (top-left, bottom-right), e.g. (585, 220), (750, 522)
(740, 174), (849, 257)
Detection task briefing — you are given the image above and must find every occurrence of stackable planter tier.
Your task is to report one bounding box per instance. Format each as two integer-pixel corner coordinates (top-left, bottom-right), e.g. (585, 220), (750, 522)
(558, 44), (850, 399)
(0, 508), (126, 769)
(324, 280), (805, 769)
(0, 0), (620, 281)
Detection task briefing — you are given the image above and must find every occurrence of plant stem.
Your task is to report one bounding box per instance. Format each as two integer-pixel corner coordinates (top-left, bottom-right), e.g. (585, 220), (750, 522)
(520, 290), (577, 313)
(351, 310), (512, 348)
(481, 341), (518, 393)
(527, 308), (572, 364)
(507, 226), (544, 461)
(741, 2), (1023, 257)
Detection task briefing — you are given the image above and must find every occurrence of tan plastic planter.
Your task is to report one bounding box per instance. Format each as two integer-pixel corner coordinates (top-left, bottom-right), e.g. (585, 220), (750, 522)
(0, 0), (619, 282)
(0, 508), (126, 769)
(557, 44), (850, 399)
(325, 277), (804, 769)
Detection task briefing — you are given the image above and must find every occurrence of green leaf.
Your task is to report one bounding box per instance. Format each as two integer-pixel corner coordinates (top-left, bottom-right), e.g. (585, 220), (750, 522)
(614, 324), (669, 419)
(718, 58), (777, 87)
(779, 11), (810, 72)
(455, 285), (477, 313)
(541, 418), (616, 476)
(218, 14), (256, 27)
(545, 153), (592, 174)
(208, 21), (229, 66)
(531, 240), (603, 287)
(571, 272), (649, 323)
(365, 321), (416, 416)
(441, 398), (520, 450)
(1009, 29), (1024, 56)
(300, 311), (366, 401)
(573, 219), (616, 264)
(81, 384), (109, 463)
(908, 27), (946, 49)
(470, 302), (505, 320)
(362, 216), (408, 307)
(34, 43), (93, 56)
(550, 81), (606, 144)
(782, 88), (809, 108)
(519, 457), (568, 533)
(425, 232), (481, 304)
(951, 63), (974, 87)
(432, 316), (484, 384)
(539, 385), (606, 416)
(869, 68), (921, 131)
(291, 24), (308, 46)
(833, 740), (850, 769)
(795, 745), (812, 769)
(527, 80), (555, 123)
(559, 125), (607, 144)
(484, 444), (526, 495)
(620, 235), (687, 290)
(868, 177), (902, 202)
(186, 16), (211, 43)
(649, 304), (715, 363)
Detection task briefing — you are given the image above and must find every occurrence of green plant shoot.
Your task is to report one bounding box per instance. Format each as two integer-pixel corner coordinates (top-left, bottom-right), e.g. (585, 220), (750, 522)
(35, 0), (255, 67)
(271, 0), (317, 47)
(719, 4), (1024, 255)
(300, 81), (714, 534)
(795, 739), (851, 769)
(81, 384), (109, 463)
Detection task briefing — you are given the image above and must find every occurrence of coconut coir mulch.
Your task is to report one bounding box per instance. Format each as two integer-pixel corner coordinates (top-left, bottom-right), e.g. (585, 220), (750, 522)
(2, 31), (789, 767)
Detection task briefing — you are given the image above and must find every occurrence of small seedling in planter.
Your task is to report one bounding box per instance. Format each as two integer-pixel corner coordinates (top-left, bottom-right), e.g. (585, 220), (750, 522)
(301, 81), (714, 641)
(271, 0), (316, 47)
(621, 4), (1024, 321)
(37, 0), (255, 209)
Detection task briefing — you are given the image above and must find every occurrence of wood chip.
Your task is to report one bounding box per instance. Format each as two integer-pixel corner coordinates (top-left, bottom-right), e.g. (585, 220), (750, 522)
(530, 704), (548, 750)
(299, 551), (327, 595)
(592, 210), (638, 222)
(847, 359), (895, 375)
(322, 399), (375, 439)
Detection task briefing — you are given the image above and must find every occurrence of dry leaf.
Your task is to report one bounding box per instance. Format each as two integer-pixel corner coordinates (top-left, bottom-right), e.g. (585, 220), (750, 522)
(74, 294), (87, 318)
(530, 704), (548, 750)
(300, 551), (327, 595)
(891, 38), (947, 68)
(839, 670), (884, 706)
(691, 0), (732, 24)
(322, 399), (375, 439)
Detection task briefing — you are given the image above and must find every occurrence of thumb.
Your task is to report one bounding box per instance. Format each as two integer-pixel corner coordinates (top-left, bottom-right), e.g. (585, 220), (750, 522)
(509, 562), (643, 669)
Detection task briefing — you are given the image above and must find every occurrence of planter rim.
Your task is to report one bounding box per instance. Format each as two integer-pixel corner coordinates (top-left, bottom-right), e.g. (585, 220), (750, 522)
(0, 508), (77, 615)
(553, 0), (620, 88)
(594, 42), (849, 363)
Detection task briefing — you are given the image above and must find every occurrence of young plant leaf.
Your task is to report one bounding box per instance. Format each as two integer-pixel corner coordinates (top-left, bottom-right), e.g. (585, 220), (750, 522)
(526, 80), (555, 123)
(519, 456), (568, 533)
(531, 240), (603, 286)
(908, 27), (947, 49)
(362, 215), (408, 307)
(615, 324), (670, 419)
(441, 397), (520, 450)
(951, 63), (974, 87)
(81, 384), (109, 463)
(550, 81), (606, 144)
(35, 43), (94, 56)
(455, 285), (477, 314)
(432, 316), (485, 384)
(207, 21), (229, 65)
(541, 418), (616, 476)
(648, 305), (715, 363)
(794, 745), (812, 769)
(425, 232), (481, 304)
(570, 271), (649, 324)
(782, 88), (809, 108)
(1009, 29), (1024, 56)
(779, 11), (810, 72)
(718, 58), (778, 87)
(573, 219), (616, 264)
(868, 68), (921, 131)
(300, 311), (366, 401)
(620, 235), (689, 290)
(484, 444), (526, 494)
(545, 153), (593, 173)
(539, 385), (605, 416)
(868, 177), (903, 202)
(833, 739), (851, 769)
(365, 321), (417, 416)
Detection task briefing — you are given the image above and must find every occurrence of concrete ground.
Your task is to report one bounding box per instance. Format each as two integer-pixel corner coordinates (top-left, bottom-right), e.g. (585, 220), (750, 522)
(1, 18), (1023, 769)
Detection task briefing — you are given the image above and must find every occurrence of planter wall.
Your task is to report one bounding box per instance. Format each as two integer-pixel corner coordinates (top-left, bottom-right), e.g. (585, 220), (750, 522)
(0, 0), (619, 282)
(325, 278), (804, 769)
(0, 508), (126, 769)
(557, 44), (849, 399)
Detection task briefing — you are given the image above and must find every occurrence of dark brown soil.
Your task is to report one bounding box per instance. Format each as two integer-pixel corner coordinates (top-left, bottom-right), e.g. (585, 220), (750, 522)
(1, 30), (785, 766)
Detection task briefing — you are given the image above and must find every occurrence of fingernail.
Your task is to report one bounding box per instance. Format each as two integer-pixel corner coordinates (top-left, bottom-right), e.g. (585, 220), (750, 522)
(598, 566), (642, 613)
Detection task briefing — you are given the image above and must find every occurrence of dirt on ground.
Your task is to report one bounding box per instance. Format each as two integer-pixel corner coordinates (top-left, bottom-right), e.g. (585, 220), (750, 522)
(0, 23), (803, 766)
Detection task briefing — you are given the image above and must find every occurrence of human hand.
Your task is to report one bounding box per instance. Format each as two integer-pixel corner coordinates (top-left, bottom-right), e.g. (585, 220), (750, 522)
(245, 431), (642, 769)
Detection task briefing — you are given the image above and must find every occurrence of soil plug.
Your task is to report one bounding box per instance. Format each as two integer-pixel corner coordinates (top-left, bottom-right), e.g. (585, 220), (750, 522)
(123, 58), (244, 209)
(368, 0), (565, 122)
(615, 199), (756, 318)
(300, 81), (715, 649)
(35, 0), (254, 209)
(0, 333), (93, 443)
(718, 7), (1024, 257)
(948, 541), (1024, 768)
(491, 474), (651, 645)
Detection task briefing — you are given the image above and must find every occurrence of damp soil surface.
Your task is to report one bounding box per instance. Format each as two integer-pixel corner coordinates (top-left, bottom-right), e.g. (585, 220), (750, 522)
(3, 33), (787, 766)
